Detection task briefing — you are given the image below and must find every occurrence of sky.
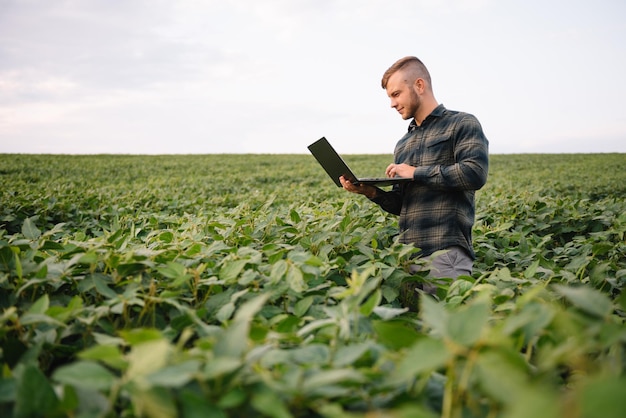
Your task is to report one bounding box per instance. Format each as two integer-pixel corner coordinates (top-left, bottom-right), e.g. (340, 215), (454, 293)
(1, 0), (625, 155)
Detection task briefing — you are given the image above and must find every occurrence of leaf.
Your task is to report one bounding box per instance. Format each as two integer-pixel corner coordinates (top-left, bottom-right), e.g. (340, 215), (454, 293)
(26, 294), (49, 315)
(579, 376), (626, 418)
(475, 350), (530, 404)
(360, 289), (382, 316)
(420, 296), (449, 337)
(251, 388), (293, 418)
(15, 364), (59, 417)
(157, 261), (187, 279)
(394, 337), (451, 379)
(372, 320), (421, 349)
(203, 357), (242, 379)
(180, 389), (228, 418)
(126, 339), (171, 379)
(146, 360), (202, 388)
(290, 344), (330, 365)
(78, 344), (128, 370)
(22, 217), (41, 240)
(286, 264), (306, 293)
(131, 386), (177, 418)
(0, 377), (16, 403)
(91, 273), (118, 299)
(554, 285), (613, 318)
(447, 300), (490, 347)
(120, 328), (163, 346)
(233, 292), (270, 322)
(301, 368), (365, 391)
(373, 305), (408, 320)
(220, 259), (247, 282)
(52, 361), (117, 391)
(332, 342), (371, 367)
(293, 296), (314, 317)
(216, 302), (236, 323)
(213, 294), (269, 358)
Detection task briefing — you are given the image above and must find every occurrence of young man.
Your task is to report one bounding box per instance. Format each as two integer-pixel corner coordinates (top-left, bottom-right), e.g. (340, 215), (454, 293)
(340, 56), (489, 297)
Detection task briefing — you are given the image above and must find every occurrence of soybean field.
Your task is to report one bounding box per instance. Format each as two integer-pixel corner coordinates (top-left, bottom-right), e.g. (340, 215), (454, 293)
(0, 152), (625, 418)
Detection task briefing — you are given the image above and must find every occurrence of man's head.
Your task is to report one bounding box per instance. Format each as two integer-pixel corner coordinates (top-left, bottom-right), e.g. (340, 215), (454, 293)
(381, 56), (431, 90)
(381, 56), (436, 122)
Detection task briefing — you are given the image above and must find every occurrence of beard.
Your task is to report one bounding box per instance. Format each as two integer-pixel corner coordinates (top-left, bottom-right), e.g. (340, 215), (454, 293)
(402, 88), (421, 120)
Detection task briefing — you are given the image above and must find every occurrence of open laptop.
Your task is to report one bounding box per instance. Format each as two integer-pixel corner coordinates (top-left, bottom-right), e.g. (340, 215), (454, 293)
(308, 137), (413, 187)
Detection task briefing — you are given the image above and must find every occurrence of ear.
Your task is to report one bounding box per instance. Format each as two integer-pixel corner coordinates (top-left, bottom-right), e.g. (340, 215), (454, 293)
(413, 78), (425, 94)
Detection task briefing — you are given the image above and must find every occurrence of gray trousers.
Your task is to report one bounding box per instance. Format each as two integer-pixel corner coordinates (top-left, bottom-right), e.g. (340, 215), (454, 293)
(409, 246), (473, 294)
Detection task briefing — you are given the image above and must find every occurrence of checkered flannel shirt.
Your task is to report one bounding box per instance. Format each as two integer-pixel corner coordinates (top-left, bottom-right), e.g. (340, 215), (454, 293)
(370, 104), (489, 259)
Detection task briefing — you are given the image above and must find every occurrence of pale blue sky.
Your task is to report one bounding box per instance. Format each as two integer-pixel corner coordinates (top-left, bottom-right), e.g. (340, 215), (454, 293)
(1, 0), (625, 154)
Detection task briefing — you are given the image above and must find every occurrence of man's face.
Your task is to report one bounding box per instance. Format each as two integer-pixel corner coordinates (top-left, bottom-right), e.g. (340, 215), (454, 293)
(386, 71), (420, 120)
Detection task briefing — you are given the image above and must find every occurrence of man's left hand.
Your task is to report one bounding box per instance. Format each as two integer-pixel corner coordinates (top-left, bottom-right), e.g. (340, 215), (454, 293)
(385, 163), (416, 178)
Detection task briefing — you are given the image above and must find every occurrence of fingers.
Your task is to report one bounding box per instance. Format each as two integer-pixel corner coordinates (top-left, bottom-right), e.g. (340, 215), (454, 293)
(386, 163), (395, 178)
(340, 176), (363, 194)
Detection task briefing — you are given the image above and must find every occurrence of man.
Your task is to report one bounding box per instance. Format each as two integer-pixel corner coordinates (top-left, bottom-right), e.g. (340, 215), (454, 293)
(340, 56), (489, 298)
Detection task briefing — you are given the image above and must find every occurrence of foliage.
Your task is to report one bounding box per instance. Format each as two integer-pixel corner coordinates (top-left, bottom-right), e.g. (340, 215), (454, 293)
(0, 152), (625, 418)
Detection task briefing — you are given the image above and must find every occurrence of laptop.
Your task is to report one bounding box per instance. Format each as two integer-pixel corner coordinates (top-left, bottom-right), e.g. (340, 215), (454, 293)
(308, 137), (413, 187)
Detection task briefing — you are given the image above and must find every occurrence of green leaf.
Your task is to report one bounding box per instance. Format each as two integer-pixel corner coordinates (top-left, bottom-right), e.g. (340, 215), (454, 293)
(180, 389), (228, 418)
(251, 388), (293, 418)
(78, 344), (128, 370)
(302, 368), (365, 391)
(447, 300), (490, 346)
(0, 377), (16, 403)
(420, 296), (449, 337)
(91, 273), (118, 299)
(131, 386), (177, 418)
(52, 361), (117, 391)
(22, 217), (41, 240)
(220, 259), (247, 282)
(286, 264), (306, 293)
(475, 350), (530, 404)
(372, 320), (421, 350)
(26, 294), (49, 315)
(270, 259), (288, 282)
(157, 261), (187, 279)
(120, 328), (163, 346)
(234, 292), (270, 322)
(290, 344), (330, 365)
(554, 285), (613, 318)
(580, 376), (626, 418)
(332, 342), (371, 367)
(15, 364), (59, 417)
(394, 337), (452, 379)
(294, 296), (314, 317)
(146, 360), (202, 388)
(360, 289), (382, 316)
(126, 339), (171, 379)
(373, 305), (408, 320)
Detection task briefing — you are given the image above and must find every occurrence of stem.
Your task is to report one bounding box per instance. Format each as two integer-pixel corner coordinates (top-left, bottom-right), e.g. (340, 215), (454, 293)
(442, 360), (455, 418)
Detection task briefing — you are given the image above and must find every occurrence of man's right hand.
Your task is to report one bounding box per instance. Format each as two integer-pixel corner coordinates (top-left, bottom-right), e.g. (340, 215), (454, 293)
(340, 176), (378, 199)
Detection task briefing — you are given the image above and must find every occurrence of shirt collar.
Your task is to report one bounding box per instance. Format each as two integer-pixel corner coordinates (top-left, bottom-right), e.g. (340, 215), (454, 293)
(408, 104), (446, 132)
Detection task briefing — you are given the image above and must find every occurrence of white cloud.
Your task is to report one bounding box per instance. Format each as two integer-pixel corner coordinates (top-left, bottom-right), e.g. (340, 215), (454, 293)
(0, 0), (625, 154)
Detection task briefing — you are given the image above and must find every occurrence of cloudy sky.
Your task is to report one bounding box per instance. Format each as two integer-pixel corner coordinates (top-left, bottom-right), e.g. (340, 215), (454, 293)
(1, 0), (625, 154)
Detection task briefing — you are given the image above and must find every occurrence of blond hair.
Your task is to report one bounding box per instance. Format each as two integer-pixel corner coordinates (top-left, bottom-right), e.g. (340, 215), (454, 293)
(381, 56), (432, 89)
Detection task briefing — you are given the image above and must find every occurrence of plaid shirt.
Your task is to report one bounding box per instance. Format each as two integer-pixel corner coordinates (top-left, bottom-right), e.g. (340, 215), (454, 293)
(370, 104), (489, 259)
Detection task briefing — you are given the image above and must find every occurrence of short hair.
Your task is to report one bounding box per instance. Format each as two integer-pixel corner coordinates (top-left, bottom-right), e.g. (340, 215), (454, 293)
(381, 56), (432, 89)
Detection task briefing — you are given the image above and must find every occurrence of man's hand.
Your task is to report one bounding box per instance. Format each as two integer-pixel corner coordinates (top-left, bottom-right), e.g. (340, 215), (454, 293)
(339, 176), (378, 199)
(385, 163), (416, 179)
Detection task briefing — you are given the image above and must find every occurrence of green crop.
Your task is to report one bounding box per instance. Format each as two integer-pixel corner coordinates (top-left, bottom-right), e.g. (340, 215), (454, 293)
(0, 153), (625, 418)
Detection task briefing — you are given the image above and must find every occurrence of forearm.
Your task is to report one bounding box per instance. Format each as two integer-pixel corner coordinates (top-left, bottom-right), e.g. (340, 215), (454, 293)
(413, 157), (488, 191)
(413, 116), (489, 191)
(369, 187), (403, 215)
